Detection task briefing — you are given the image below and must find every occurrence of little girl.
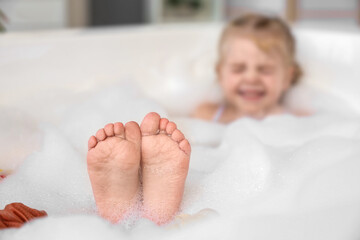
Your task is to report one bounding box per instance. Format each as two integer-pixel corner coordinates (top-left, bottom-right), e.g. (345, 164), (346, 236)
(194, 13), (304, 122)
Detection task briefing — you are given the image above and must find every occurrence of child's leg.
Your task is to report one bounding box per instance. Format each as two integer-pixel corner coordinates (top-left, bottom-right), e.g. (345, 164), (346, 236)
(87, 122), (141, 223)
(140, 112), (191, 225)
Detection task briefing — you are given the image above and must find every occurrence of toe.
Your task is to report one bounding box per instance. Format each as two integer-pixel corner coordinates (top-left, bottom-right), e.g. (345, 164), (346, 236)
(140, 112), (161, 136)
(96, 128), (106, 141)
(166, 122), (177, 135)
(171, 129), (185, 143)
(159, 118), (169, 133)
(125, 121), (141, 144)
(114, 122), (125, 138)
(104, 123), (115, 137)
(88, 136), (97, 150)
(179, 139), (191, 155)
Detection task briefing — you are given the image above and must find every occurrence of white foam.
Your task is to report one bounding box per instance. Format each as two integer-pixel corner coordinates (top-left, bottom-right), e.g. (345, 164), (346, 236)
(1, 83), (360, 239)
(0, 125), (94, 214)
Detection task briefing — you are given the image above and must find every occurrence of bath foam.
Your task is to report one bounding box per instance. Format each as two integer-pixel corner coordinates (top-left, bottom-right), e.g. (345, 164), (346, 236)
(0, 125), (94, 214)
(0, 85), (360, 239)
(0, 108), (42, 172)
(183, 113), (360, 215)
(0, 215), (125, 240)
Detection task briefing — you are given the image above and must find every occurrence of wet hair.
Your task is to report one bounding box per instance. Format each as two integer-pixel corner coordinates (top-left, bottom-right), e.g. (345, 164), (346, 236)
(217, 13), (302, 85)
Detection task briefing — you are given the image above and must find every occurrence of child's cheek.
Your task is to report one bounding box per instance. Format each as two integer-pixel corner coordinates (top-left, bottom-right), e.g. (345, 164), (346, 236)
(222, 75), (235, 90)
(265, 76), (281, 93)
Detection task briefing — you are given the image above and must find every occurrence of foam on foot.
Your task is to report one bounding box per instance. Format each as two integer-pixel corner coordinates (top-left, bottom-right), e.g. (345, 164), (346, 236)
(140, 112), (191, 225)
(87, 121), (141, 223)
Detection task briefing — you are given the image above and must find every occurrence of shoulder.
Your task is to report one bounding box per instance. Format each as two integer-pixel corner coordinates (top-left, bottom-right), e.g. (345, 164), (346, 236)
(282, 106), (312, 117)
(192, 102), (220, 121)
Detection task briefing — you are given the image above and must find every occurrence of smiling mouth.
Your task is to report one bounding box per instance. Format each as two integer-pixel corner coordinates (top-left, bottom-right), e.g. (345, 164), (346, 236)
(237, 89), (265, 101)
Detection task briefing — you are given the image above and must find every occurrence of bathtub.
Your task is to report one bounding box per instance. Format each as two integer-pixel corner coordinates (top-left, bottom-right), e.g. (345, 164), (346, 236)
(0, 23), (360, 240)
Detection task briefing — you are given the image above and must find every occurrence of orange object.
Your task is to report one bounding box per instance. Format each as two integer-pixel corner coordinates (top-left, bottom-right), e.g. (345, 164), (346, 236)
(0, 203), (47, 229)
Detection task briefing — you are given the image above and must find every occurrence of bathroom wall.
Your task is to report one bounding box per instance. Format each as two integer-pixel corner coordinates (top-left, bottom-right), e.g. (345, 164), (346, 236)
(0, 0), (358, 31)
(0, 0), (68, 31)
(225, 0), (359, 25)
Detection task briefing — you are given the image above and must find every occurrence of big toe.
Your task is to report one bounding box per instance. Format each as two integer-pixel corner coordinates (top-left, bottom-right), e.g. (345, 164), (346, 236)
(125, 121), (141, 144)
(140, 112), (161, 136)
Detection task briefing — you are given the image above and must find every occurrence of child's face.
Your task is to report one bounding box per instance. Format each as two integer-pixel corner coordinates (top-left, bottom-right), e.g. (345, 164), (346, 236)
(218, 37), (291, 116)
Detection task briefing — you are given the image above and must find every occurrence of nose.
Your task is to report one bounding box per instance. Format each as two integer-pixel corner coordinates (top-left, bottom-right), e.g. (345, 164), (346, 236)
(243, 68), (259, 84)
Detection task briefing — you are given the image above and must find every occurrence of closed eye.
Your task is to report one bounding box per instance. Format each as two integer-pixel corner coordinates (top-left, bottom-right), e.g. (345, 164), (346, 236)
(258, 65), (275, 74)
(231, 64), (246, 74)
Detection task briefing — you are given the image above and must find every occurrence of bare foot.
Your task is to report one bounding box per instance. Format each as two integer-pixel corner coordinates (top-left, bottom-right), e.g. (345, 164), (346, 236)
(140, 112), (191, 225)
(87, 121), (141, 223)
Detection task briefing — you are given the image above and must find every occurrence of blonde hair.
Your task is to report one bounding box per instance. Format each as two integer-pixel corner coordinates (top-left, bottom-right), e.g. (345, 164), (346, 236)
(218, 13), (302, 85)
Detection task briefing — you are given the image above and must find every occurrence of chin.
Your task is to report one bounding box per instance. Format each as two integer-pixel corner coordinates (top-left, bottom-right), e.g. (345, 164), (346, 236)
(239, 101), (262, 111)
(241, 106), (264, 116)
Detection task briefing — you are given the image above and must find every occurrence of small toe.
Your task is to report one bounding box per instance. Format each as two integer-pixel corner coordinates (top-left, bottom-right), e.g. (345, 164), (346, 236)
(114, 122), (125, 138)
(140, 112), (161, 136)
(166, 122), (177, 135)
(104, 123), (115, 137)
(159, 118), (169, 133)
(171, 129), (185, 143)
(96, 128), (106, 141)
(179, 139), (191, 155)
(88, 136), (97, 150)
(125, 121), (141, 144)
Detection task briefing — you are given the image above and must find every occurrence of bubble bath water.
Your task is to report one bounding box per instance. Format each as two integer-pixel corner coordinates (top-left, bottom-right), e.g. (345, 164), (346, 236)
(0, 83), (359, 240)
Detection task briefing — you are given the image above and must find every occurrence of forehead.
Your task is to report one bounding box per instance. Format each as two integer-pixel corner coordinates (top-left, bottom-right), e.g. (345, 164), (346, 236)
(222, 37), (280, 64)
